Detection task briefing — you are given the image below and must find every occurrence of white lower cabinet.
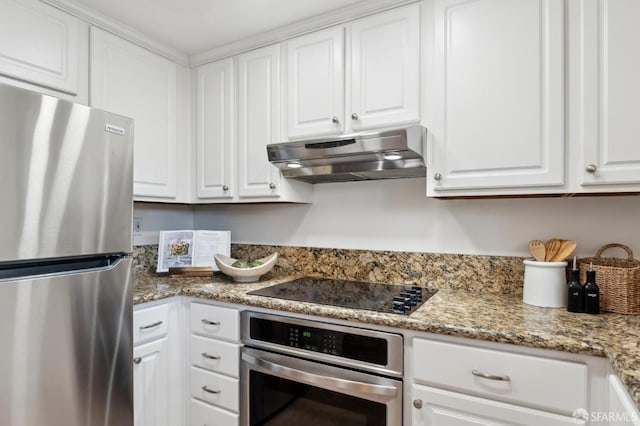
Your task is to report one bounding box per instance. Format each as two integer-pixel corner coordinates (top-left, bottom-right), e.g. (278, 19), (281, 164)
(134, 338), (169, 426)
(133, 300), (181, 426)
(607, 374), (640, 426)
(410, 337), (595, 426)
(190, 367), (239, 412)
(412, 384), (583, 425)
(188, 301), (241, 426)
(190, 398), (239, 426)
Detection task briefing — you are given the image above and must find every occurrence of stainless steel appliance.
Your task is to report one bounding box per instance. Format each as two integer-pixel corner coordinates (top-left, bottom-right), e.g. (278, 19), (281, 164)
(241, 312), (403, 426)
(0, 83), (134, 426)
(266, 125), (426, 183)
(248, 277), (437, 315)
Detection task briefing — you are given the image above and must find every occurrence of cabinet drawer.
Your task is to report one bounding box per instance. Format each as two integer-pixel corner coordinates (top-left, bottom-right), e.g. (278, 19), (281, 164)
(190, 398), (238, 426)
(190, 367), (239, 413)
(134, 304), (168, 345)
(190, 335), (240, 377)
(413, 338), (587, 414)
(190, 303), (239, 341)
(412, 384), (583, 425)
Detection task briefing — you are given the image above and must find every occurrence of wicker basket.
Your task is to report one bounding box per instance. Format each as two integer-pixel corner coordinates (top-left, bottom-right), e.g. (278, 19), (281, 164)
(578, 244), (640, 314)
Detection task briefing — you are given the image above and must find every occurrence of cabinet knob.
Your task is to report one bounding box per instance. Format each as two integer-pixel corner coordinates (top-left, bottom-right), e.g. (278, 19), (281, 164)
(222, 185), (229, 191)
(269, 183), (276, 190)
(434, 173), (442, 181)
(585, 164), (597, 173)
(332, 116), (340, 124)
(133, 357), (141, 365)
(413, 399), (423, 409)
(351, 113), (359, 121)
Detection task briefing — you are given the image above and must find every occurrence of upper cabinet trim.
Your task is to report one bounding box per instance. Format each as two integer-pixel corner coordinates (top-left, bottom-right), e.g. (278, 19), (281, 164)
(40, 0), (190, 66)
(190, 0), (419, 67)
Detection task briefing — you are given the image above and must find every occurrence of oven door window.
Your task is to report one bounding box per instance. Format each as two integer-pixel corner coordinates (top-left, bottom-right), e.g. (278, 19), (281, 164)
(250, 370), (386, 426)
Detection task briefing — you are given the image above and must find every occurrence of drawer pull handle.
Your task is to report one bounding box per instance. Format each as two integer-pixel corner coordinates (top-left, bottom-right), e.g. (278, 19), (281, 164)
(201, 385), (221, 394)
(472, 369), (510, 381)
(202, 352), (221, 360)
(140, 320), (163, 330)
(133, 357), (142, 365)
(201, 319), (220, 326)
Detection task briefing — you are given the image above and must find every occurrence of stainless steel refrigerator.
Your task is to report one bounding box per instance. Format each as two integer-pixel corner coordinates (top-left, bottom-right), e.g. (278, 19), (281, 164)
(0, 83), (134, 426)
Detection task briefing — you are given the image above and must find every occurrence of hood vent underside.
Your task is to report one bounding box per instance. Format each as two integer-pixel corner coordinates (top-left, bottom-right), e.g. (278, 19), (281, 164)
(266, 125), (427, 184)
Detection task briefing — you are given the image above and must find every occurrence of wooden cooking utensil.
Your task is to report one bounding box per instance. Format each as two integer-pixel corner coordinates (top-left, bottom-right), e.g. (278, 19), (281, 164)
(528, 240), (546, 262)
(544, 238), (561, 261)
(550, 240), (577, 262)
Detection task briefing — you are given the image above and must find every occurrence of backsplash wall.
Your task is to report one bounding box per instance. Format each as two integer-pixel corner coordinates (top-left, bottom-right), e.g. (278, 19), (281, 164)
(191, 179), (640, 258)
(133, 244), (526, 294)
(135, 179), (640, 258)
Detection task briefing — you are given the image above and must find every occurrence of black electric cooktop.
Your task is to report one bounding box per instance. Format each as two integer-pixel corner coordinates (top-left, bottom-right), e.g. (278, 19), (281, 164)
(248, 277), (437, 315)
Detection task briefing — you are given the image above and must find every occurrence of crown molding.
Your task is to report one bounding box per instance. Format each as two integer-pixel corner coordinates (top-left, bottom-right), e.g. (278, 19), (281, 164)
(40, 0), (190, 67)
(189, 0), (418, 67)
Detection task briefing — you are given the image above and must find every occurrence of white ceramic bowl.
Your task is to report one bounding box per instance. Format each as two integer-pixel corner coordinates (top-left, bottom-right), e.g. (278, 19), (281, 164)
(214, 253), (278, 283)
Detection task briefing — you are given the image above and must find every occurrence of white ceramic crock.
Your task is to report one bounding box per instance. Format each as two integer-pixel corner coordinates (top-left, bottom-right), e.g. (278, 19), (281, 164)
(522, 259), (568, 308)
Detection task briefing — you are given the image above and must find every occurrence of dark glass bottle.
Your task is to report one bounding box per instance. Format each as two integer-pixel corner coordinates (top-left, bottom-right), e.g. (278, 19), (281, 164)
(567, 257), (583, 313)
(584, 263), (600, 314)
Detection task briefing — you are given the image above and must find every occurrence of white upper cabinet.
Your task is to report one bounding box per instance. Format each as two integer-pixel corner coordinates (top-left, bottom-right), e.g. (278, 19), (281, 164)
(195, 48), (311, 203)
(284, 3), (420, 140)
(578, 0), (640, 188)
(0, 0), (82, 96)
(196, 58), (235, 199)
(349, 4), (420, 131)
(237, 44), (282, 198)
(286, 27), (345, 138)
(428, 0), (565, 196)
(90, 27), (178, 200)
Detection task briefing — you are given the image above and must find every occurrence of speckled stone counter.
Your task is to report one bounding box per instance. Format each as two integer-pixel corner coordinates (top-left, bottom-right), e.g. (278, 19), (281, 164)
(134, 271), (640, 410)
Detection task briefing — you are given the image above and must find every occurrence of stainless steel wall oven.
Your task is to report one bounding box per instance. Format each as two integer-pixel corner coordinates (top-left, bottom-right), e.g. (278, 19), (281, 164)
(241, 312), (403, 426)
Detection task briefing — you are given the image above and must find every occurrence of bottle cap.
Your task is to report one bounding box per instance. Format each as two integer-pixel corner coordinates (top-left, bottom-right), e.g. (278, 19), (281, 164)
(586, 263), (596, 284)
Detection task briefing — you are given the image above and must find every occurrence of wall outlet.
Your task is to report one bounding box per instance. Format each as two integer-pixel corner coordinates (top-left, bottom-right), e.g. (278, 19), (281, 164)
(133, 217), (143, 234)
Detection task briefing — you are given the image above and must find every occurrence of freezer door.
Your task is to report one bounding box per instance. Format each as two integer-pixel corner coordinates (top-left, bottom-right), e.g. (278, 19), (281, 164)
(0, 257), (133, 426)
(0, 83), (133, 262)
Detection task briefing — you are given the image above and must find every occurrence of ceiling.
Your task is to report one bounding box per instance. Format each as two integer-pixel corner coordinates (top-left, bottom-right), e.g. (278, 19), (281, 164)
(69, 0), (367, 55)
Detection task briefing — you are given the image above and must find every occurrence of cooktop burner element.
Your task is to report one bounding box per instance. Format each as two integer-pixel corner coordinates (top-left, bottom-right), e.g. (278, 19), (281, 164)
(248, 277), (437, 315)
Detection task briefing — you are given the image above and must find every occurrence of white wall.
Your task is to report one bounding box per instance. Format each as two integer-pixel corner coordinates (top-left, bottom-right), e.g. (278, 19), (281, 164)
(133, 202), (194, 245)
(192, 178), (640, 257)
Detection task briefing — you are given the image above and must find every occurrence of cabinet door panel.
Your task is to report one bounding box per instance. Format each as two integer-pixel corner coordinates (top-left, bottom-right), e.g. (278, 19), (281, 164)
(350, 4), (420, 130)
(90, 27), (177, 199)
(238, 44), (280, 198)
(580, 0), (640, 186)
(196, 58), (234, 199)
(190, 398), (238, 426)
(430, 0), (564, 193)
(134, 338), (169, 426)
(607, 375), (640, 426)
(0, 0), (79, 94)
(412, 385), (584, 426)
(287, 27), (344, 138)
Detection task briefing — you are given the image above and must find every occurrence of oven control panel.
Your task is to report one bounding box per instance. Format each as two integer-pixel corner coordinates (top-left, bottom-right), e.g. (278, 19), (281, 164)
(288, 324), (343, 355)
(248, 316), (389, 366)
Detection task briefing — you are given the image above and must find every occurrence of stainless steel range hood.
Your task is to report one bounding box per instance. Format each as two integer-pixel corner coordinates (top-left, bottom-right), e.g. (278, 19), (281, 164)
(266, 125), (426, 184)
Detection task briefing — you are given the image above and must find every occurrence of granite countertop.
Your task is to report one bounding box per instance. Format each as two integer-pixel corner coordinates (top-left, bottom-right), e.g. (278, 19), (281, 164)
(134, 271), (640, 410)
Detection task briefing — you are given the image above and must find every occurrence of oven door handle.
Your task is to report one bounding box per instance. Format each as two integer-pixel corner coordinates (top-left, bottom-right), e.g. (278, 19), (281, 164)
(242, 352), (398, 400)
